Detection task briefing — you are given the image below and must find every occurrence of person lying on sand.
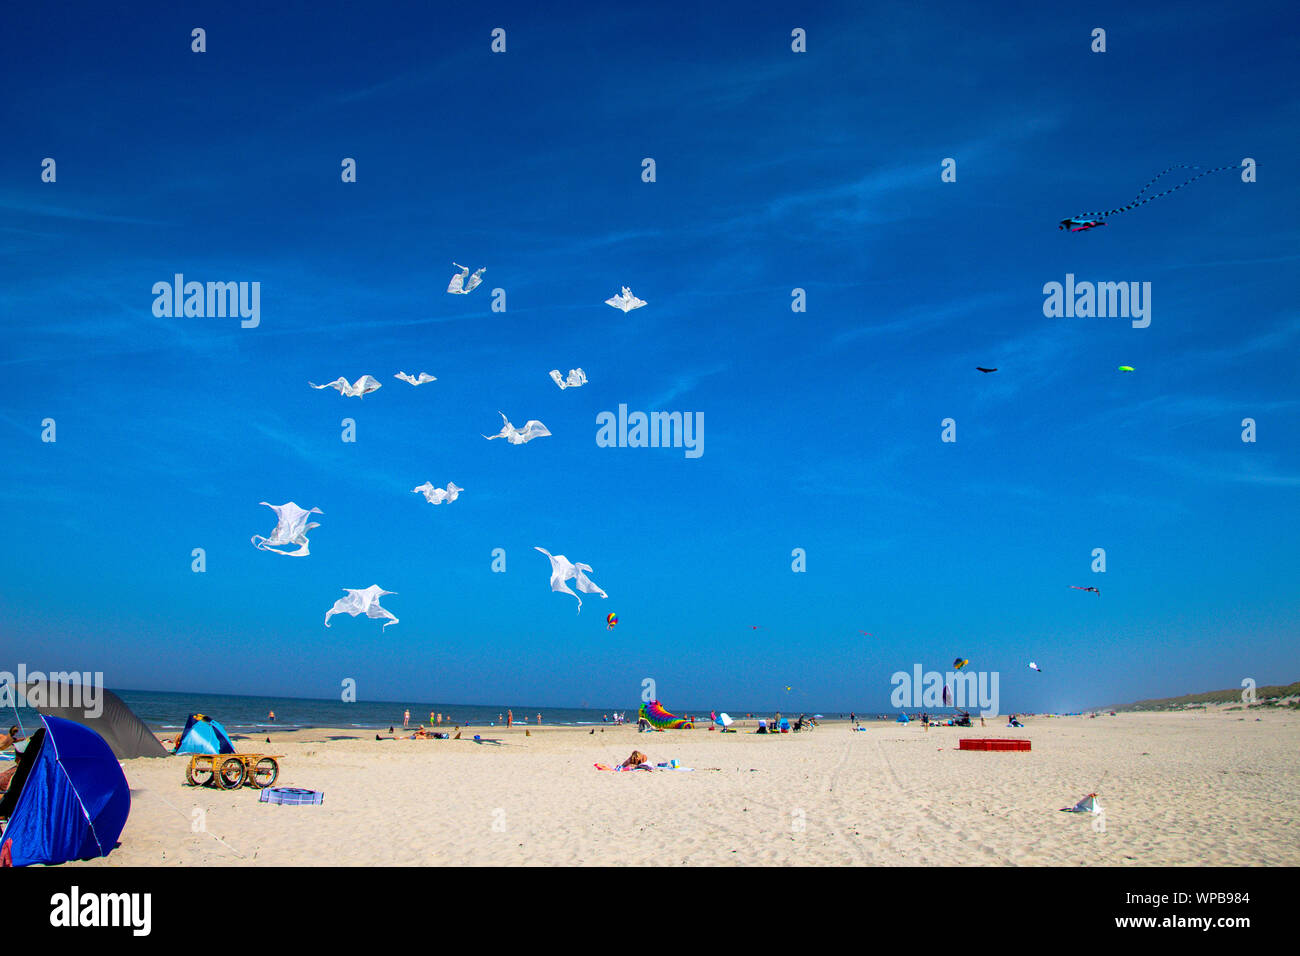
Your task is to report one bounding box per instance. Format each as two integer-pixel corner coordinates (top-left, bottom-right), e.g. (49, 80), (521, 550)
(594, 751), (655, 772)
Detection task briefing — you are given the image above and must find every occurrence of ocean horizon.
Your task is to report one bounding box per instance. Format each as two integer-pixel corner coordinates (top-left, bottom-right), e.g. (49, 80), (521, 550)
(3, 687), (870, 735)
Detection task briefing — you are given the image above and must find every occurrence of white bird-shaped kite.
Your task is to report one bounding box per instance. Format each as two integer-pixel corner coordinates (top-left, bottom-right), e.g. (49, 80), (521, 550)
(412, 481), (463, 505)
(605, 287), (646, 312)
(1029, 661), (1043, 672)
(534, 547), (607, 613)
(548, 368), (588, 390)
(324, 585), (399, 629)
(447, 263), (486, 294)
(309, 375), (382, 398)
(251, 502), (323, 557)
(483, 412), (551, 444)
(395, 371), (437, 386)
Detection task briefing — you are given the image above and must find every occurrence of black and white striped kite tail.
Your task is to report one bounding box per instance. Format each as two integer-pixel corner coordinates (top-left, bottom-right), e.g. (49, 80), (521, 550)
(1074, 162), (1238, 221)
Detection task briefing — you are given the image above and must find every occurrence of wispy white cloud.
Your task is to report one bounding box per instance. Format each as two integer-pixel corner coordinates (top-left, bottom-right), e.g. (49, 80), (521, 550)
(829, 288), (1026, 349)
(1180, 314), (1300, 367)
(0, 197), (162, 226)
(1156, 252), (1300, 271)
(1136, 453), (1300, 487)
(645, 363), (731, 408)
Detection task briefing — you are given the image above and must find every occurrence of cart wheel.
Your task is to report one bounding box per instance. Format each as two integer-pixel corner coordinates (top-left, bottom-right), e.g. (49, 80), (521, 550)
(216, 757), (247, 790)
(186, 757), (214, 787)
(248, 757), (279, 789)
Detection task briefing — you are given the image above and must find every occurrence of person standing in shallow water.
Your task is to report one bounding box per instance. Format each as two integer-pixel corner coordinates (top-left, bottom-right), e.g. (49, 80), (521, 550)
(507, 709), (513, 729)
(403, 709), (410, 728)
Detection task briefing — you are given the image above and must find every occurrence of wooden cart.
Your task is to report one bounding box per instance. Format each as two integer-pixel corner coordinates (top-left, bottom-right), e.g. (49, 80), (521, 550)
(184, 753), (282, 790)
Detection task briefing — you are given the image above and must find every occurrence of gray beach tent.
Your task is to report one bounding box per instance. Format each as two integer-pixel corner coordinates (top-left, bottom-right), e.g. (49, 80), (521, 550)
(16, 681), (168, 759)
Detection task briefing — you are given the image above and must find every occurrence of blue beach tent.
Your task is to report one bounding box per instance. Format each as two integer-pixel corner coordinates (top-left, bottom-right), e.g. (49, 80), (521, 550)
(0, 715), (130, 867)
(173, 714), (236, 755)
(896, 713), (910, 723)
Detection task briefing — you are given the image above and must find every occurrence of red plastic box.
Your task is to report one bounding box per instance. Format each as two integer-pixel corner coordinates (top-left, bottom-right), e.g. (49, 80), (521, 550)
(959, 738), (1031, 751)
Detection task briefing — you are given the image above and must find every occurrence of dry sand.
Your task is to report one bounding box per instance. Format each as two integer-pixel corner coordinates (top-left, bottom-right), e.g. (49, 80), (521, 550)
(78, 708), (1300, 866)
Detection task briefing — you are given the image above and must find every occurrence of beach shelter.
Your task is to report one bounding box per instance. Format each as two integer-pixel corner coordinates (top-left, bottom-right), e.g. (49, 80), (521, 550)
(896, 713), (910, 723)
(638, 701), (693, 730)
(0, 716), (130, 867)
(173, 714), (236, 755)
(16, 681), (167, 759)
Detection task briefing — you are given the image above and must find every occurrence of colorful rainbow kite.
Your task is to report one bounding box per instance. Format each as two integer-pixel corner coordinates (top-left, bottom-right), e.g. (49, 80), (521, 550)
(639, 700), (693, 730)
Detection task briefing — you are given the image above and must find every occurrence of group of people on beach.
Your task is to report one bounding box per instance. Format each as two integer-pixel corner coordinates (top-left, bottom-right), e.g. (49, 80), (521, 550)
(400, 709), (451, 727)
(394, 707), (547, 731)
(754, 712), (817, 733)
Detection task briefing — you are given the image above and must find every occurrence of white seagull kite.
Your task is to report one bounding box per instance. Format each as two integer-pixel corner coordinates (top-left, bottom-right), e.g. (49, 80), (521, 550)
(447, 262), (486, 294)
(324, 585), (399, 629)
(309, 375), (382, 398)
(412, 481), (463, 505)
(395, 371), (437, 386)
(534, 547), (607, 613)
(483, 412), (551, 444)
(605, 286), (647, 312)
(548, 368), (588, 390)
(251, 501), (323, 557)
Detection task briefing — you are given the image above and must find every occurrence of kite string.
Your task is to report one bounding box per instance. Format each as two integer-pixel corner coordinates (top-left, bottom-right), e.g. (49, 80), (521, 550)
(145, 789), (246, 859)
(1085, 163), (1207, 216)
(1129, 163), (1201, 203)
(1092, 769), (1109, 798)
(1074, 162), (1238, 220)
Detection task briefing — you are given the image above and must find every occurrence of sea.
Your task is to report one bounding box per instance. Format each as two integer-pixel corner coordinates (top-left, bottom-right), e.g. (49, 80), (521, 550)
(4, 688), (731, 735)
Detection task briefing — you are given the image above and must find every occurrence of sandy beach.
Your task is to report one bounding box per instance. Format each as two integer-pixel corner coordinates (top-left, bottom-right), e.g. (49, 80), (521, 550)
(75, 708), (1300, 867)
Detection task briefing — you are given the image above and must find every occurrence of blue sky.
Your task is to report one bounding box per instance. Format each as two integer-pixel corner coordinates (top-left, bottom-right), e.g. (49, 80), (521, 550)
(2, 1), (1296, 714)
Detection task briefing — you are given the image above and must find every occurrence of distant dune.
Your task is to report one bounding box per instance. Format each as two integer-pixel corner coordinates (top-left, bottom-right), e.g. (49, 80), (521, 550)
(1110, 680), (1300, 712)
